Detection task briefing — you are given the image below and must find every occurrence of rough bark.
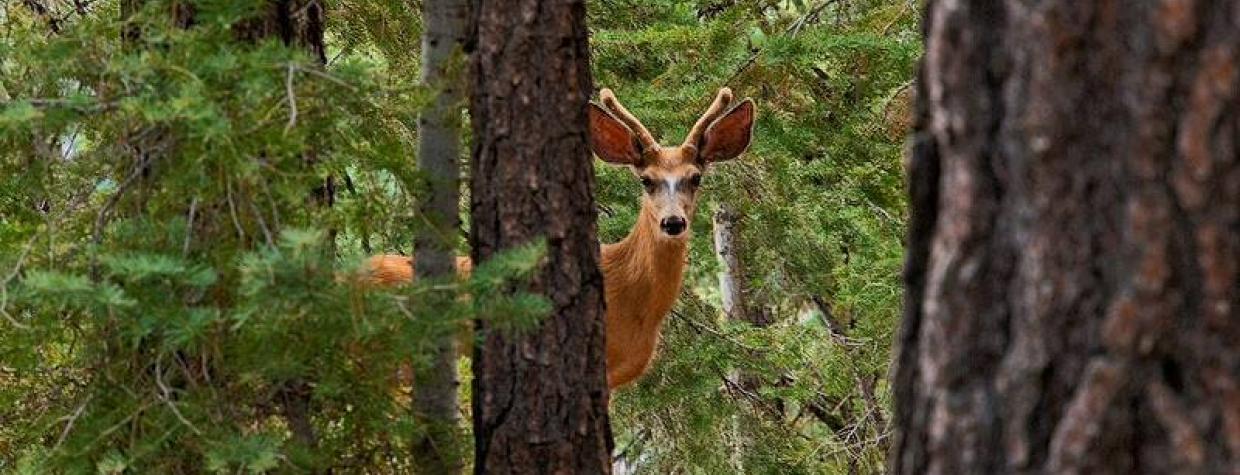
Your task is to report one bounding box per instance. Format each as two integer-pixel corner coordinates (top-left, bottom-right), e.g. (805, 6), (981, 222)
(411, 0), (469, 472)
(467, 0), (613, 472)
(892, 1), (1240, 474)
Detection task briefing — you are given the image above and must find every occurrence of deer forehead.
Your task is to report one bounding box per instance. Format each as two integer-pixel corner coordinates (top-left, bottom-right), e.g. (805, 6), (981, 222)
(640, 148), (700, 177)
(640, 161), (701, 181)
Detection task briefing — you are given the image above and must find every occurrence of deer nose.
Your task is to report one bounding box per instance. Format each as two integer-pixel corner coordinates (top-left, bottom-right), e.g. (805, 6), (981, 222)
(660, 216), (687, 236)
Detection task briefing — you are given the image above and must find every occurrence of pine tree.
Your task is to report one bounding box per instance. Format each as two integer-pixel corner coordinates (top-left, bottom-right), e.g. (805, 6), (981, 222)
(467, 0), (613, 472)
(0, 1), (543, 471)
(892, 1), (1240, 473)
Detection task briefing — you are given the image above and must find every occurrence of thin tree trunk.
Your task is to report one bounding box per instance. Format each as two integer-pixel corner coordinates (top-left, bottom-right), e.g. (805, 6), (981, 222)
(892, 1), (1240, 474)
(467, 0), (612, 472)
(713, 205), (747, 322)
(712, 204), (769, 326)
(412, 0), (469, 472)
(713, 203), (777, 472)
(714, 204), (749, 471)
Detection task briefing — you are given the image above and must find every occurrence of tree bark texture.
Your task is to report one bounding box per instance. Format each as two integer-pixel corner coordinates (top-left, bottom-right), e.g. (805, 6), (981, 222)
(893, 1), (1240, 474)
(412, 0), (469, 473)
(467, 0), (613, 473)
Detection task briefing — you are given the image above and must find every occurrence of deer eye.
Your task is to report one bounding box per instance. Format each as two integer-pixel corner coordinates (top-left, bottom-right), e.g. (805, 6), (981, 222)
(640, 176), (656, 193)
(689, 174), (702, 187)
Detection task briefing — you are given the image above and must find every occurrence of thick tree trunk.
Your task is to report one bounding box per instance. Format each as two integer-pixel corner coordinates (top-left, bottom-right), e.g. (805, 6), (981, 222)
(411, 0), (469, 473)
(467, 0), (613, 472)
(892, 2), (1240, 474)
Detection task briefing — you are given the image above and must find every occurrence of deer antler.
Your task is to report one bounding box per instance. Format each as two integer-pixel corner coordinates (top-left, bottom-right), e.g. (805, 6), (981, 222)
(682, 87), (734, 149)
(599, 88), (660, 152)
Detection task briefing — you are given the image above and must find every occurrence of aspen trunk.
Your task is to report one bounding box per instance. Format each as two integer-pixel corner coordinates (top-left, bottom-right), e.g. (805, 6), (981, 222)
(712, 204), (770, 326)
(412, 0), (469, 472)
(468, 0), (613, 472)
(892, 1), (1240, 473)
(713, 205), (747, 322)
(713, 204), (749, 472)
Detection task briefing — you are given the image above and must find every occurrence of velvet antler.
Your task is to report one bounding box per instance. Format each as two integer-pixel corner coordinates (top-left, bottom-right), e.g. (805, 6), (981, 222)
(682, 87), (735, 149)
(599, 88), (660, 152)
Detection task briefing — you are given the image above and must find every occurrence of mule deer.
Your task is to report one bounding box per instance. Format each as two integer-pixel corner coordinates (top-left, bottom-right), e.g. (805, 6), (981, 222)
(365, 87), (755, 389)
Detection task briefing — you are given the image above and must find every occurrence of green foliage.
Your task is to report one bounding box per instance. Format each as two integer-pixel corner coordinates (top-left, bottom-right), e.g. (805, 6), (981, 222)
(0, 1), (544, 471)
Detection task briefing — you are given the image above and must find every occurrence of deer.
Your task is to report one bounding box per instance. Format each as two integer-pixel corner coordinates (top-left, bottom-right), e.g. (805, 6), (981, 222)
(363, 87), (755, 390)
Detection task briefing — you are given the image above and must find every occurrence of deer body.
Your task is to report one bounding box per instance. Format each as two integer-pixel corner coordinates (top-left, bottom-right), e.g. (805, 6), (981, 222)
(366, 226), (685, 389)
(599, 207), (689, 387)
(366, 88), (754, 390)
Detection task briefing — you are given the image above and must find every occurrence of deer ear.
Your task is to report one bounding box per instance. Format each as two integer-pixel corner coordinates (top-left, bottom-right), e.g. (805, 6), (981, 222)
(589, 103), (643, 165)
(699, 99), (755, 163)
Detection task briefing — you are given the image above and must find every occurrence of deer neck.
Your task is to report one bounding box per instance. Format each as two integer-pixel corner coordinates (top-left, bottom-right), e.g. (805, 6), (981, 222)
(600, 206), (689, 327)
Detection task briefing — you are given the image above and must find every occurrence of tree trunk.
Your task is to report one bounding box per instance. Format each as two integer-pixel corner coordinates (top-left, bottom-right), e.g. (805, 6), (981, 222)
(713, 205), (747, 323)
(412, 0), (469, 472)
(467, 0), (613, 472)
(234, 1), (326, 65)
(715, 204), (792, 472)
(712, 204), (769, 326)
(892, 2), (1240, 474)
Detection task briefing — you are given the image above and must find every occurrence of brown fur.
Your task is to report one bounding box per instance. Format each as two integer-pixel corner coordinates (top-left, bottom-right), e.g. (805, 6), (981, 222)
(362, 217), (683, 389)
(361, 255), (473, 285)
(358, 255), (472, 387)
(599, 201), (689, 387)
(363, 88), (753, 390)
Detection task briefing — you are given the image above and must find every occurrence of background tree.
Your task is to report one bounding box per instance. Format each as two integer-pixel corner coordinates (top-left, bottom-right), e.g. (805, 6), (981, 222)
(892, 1), (1240, 473)
(468, 0), (613, 472)
(412, 0), (470, 472)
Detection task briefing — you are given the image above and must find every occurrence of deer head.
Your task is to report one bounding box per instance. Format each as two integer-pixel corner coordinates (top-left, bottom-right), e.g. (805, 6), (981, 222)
(589, 88), (755, 240)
